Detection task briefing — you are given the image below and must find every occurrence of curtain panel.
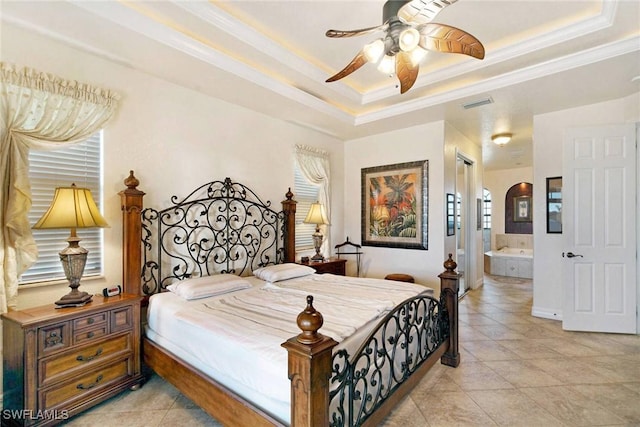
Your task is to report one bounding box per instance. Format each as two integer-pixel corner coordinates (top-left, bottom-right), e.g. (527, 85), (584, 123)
(0, 62), (120, 312)
(295, 144), (331, 258)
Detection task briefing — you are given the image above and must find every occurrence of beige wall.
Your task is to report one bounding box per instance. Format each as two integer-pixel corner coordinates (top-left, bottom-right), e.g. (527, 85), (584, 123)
(343, 121), (483, 289)
(2, 22), (345, 309)
(483, 167), (534, 249)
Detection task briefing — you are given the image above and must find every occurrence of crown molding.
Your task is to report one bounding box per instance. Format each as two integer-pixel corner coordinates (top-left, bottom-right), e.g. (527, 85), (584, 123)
(2, 14), (134, 69)
(8, 0), (632, 131)
(170, 0), (363, 105)
(68, 0), (353, 124)
(362, 0), (618, 103)
(355, 36), (639, 125)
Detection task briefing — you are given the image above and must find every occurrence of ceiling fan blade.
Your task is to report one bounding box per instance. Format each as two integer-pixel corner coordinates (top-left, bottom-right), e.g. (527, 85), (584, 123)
(417, 23), (485, 59)
(398, 0), (458, 25)
(326, 50), (368, 83)
(326, 24), (387, 38)
(396, 51), (419, 94)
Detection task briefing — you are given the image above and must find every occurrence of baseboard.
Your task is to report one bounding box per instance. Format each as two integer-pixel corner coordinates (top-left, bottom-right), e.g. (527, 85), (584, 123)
(531, 306), (562, 321)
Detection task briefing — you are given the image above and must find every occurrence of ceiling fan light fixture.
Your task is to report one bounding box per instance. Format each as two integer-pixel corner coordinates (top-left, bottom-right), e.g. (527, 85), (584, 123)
(492, 133), (513, 146)
(363, 39), (385, 63)
(399, 27), (420, 52)
(377, 55), (396, 75)
(409, 46), (428, 65)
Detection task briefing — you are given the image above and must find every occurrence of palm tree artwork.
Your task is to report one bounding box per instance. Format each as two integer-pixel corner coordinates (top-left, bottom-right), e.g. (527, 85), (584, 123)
(369, 173), (417, 238)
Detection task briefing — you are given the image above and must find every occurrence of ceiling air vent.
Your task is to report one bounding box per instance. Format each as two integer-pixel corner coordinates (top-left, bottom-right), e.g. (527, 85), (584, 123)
(462, 97), (494, 109)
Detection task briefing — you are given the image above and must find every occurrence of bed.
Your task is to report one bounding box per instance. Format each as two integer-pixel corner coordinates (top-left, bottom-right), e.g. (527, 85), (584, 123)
(119, 170), (460, 426)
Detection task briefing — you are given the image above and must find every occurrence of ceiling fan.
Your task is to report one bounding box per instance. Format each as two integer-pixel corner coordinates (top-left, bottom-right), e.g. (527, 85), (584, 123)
(325, 0), (485, 94)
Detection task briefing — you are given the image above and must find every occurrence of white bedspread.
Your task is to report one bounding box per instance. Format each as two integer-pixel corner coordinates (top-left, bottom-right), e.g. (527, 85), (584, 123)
(146, 274), (432, 424)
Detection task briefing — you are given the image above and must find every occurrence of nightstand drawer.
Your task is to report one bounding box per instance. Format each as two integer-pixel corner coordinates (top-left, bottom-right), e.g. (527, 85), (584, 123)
(73, 312), (107, 330)
(40, 358), (131, 410)
(40, 334), (132, 387)
(39, 322), (71, 355)
(73, 324), (109, 345)
(111, 306), (133, 332)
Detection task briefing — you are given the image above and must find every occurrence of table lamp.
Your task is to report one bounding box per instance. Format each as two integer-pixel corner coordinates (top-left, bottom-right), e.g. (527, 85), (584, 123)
(33, 184), (109, 306)
(303, 201), (329, 261)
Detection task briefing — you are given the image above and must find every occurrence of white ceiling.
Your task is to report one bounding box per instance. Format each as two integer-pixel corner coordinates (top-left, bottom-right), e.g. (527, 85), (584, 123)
(3, 0), (639, 170)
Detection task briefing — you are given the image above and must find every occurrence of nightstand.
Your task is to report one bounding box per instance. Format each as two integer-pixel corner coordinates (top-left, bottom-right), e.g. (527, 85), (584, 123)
(301, 258), (347, 276)
(1, 294), (144, 426)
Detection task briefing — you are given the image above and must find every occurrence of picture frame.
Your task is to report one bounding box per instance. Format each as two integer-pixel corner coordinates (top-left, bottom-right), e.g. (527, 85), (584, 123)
(546, 176), (562, 233)
(446, 193), (455, 236)
(513, 195), (532, 222)
(361, 160), (428, 250)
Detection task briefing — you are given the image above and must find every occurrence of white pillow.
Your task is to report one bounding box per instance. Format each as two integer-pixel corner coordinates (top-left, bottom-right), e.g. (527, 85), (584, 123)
(253, 263), (315, 282)
(166, 274), (251, 300)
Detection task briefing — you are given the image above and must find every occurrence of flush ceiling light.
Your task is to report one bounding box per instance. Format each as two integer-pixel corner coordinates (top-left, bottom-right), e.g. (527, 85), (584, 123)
(492, 133), (513, 146)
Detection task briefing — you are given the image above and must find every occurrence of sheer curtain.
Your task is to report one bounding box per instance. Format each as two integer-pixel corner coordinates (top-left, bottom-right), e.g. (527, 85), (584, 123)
(0, 63), (120, 312)
(295, 144), (331, 258)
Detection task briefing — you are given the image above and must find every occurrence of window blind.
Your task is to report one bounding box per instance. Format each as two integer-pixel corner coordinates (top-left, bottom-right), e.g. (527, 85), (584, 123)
(20, 132), (104, 284)
(294, 166), (320, 250)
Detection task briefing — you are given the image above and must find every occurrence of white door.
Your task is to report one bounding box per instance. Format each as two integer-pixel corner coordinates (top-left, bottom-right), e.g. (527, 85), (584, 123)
(562, 124), (636, 333)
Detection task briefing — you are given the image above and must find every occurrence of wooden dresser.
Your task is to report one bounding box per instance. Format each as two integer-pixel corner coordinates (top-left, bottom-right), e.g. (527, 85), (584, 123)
(300, 258), (347, 276)
(1, 294), (143, 426)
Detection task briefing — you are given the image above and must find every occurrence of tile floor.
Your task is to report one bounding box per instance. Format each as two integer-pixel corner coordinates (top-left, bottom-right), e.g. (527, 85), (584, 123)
(65, 274), (640, 426)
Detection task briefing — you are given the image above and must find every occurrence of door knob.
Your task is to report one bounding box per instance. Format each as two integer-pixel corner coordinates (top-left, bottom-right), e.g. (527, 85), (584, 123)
(565, 252), (583, 258)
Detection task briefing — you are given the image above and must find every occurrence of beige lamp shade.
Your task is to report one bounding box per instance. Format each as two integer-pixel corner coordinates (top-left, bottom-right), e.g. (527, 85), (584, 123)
(303, 202), (329, 226)
(33, 184), (109, 230)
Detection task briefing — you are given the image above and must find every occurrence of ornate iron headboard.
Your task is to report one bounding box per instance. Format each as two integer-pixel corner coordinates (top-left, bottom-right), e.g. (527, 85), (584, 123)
(140, 178), (286, 295)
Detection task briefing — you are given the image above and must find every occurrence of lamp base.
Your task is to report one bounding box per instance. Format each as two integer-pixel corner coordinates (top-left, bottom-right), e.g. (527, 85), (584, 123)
(55, 290), (93, 307)
(311, 227), (325, 262)
(55, 231), (92, 307)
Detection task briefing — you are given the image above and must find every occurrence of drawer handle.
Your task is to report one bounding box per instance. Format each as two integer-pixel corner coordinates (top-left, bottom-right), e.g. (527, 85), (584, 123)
(76, 348), (103, 362)
(87, 331), (95, 339)
(87, 318), (95, 325)
(76, 374), (103, 390)
(45, 332), (62, 346)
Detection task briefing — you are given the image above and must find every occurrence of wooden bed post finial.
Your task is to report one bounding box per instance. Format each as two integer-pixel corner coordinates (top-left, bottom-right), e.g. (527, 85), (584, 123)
(296, 295), (324, 344)
(282, 296), (337, 427)
(119, 170), (145, 296)
(439, 253), (461, 367)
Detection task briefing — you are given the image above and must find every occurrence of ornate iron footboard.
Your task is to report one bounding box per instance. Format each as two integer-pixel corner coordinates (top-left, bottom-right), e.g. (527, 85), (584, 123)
(329, 293), (449, 426)
(140, 178), (286, 295)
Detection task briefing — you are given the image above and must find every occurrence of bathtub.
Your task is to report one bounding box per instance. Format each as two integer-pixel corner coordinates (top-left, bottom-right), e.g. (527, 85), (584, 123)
(484, 247), (533, 278)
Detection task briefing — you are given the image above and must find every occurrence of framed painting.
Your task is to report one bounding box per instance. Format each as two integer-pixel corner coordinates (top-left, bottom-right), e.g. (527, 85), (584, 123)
(446, 193), (455, 236)
(361, 160), (428, 250)
(546, 176), (562, 233)
(513, 195), (532, 222)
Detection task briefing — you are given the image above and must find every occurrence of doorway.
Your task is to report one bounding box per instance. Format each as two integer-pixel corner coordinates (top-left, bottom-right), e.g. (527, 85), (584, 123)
(456, 155), (474, 296)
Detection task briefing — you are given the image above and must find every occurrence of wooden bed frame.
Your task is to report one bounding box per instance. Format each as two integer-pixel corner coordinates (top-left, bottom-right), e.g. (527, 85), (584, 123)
(119, 170), (460, 426)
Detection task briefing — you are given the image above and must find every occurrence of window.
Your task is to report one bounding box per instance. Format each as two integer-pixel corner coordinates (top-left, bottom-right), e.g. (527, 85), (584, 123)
(294, 165), (320, 250)
(483, 188), (492, 229)
(20, 132), (104, 284)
